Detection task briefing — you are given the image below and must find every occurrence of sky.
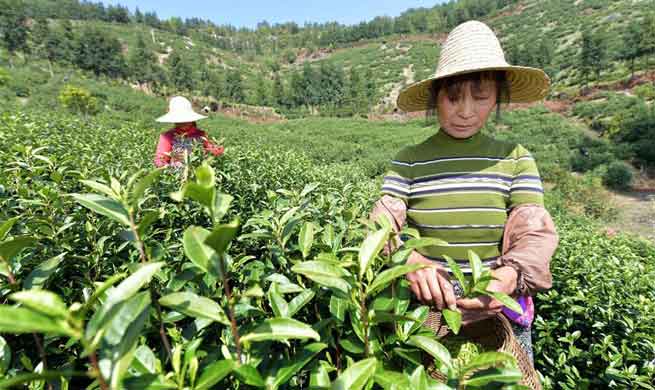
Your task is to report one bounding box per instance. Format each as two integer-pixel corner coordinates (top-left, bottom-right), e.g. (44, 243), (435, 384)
(102, 0), (442, 29)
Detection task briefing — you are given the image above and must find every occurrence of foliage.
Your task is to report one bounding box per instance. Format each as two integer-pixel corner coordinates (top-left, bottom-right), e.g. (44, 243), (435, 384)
(58, 85), (99, 116)
(602, 161), (633, 190)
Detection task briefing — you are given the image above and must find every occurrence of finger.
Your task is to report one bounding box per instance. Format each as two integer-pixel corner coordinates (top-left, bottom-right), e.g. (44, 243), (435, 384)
(409, 281), (422, 302)
(437, 271), (457, 311)
(418, 277), (432, 305)
(457, 295), (494, 310)
(425, 268), (444, 310)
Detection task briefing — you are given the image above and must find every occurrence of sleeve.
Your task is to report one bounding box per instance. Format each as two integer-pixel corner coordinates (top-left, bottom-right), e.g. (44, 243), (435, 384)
(203, 139), (225, 157)
(154, 132), (173, 168)
(494, 204), (559, 296)
(380, 149), (413, 205)
(369, 195), (407, 254)
(198, 130), (224, 157)
(508, 144), (544, 209)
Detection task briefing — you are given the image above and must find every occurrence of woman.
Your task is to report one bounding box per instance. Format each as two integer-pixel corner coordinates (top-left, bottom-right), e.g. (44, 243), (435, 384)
(154, 96), (224, 168)
(370, 21), (558, 362)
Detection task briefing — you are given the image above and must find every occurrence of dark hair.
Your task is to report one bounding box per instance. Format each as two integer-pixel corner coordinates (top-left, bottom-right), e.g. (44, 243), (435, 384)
(426, 70), (510, 123)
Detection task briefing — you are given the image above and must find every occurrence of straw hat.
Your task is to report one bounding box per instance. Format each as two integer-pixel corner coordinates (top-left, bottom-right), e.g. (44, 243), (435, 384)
(397, 20), (550, 112)
(156, 96), (207, 123)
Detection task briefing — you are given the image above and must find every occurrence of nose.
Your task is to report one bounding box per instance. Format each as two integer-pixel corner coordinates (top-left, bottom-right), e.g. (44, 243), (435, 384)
(457, 95), (475, 119)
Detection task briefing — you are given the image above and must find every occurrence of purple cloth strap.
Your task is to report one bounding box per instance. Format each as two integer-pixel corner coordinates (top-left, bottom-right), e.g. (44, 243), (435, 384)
(502, 295), (534, 328)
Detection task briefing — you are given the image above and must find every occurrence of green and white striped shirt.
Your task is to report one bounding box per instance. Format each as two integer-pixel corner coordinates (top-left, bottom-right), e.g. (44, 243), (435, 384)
(381, 129), (543, 273)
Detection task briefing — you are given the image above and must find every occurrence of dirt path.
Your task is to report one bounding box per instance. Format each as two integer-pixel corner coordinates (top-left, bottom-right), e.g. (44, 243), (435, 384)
(606, 191), (655, 242)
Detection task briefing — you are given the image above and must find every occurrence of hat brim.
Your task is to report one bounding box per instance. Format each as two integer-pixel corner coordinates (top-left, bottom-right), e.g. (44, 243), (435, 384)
(156, 111), (207, 123)
(397, 65), (550, 112)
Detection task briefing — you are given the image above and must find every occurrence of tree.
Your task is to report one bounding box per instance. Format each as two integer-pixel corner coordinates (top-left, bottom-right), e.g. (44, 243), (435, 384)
(224, 68), (245, 103)
(272, 73), (285, 107)
(580, 29), (607, 84)
(74, 27), (126, 77)
(348, 66), (367, 114)
(128, 35), (159, 86)
(59, 85), (99, 117)
(0, 2), (29, 66)
(134, 7), (144, 24)
(618, 24), (643, 78)
(641, 12), (655, 68)
(167, 51), (195, 91)
(253, 74), (270, 106)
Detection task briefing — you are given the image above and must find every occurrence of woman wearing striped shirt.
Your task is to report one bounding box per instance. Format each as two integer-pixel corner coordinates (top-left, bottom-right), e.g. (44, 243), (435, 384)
(371, 21), (558, 362)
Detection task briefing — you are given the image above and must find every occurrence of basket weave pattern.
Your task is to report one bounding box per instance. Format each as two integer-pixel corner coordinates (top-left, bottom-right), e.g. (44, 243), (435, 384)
(423, 311), (542, 390)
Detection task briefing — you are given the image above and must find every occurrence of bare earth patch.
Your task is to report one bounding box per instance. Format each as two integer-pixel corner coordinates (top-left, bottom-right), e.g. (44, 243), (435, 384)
(606, 191), (655, 242)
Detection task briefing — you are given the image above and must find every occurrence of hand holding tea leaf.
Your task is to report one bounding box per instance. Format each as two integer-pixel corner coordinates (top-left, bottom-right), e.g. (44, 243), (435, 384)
(441, 251), (523, 334)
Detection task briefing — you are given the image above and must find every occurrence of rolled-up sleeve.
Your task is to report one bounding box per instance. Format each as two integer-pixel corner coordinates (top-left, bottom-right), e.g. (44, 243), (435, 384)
(495, 204), (559, 296)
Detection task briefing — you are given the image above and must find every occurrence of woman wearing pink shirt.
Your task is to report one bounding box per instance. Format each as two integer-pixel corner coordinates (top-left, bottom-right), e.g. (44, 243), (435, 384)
(154, 96), (224, 168)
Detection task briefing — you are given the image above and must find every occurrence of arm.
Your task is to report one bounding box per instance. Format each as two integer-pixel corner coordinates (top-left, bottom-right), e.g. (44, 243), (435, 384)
(154, 132), (173, 168)
(494, 204), (558, 296)
(197, 130), (224, 157)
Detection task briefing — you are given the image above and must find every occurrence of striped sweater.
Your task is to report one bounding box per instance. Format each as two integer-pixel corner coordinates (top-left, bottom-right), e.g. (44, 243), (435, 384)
(381, 130), (543, 273)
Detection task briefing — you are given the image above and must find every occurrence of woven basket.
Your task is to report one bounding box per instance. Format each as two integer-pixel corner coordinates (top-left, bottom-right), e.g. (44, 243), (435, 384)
(423, 311), (541, 390)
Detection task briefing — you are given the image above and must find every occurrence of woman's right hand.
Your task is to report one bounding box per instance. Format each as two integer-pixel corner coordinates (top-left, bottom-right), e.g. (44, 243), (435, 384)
(405, 250), (457, 311)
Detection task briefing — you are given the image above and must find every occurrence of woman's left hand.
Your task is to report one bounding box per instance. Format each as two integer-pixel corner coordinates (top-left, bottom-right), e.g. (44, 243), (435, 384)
(456, 266), (518, 326)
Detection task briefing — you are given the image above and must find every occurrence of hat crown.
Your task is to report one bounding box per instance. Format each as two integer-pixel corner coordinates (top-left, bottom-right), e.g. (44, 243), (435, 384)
(169, 96), (193, 112)
(436, 20), (508, 77)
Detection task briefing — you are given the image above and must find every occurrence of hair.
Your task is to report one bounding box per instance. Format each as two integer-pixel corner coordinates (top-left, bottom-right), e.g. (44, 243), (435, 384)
(425, 70), (510, 124)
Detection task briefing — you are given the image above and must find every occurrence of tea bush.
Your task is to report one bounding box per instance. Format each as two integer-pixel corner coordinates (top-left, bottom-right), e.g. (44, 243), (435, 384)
(0, 110), (653, 389)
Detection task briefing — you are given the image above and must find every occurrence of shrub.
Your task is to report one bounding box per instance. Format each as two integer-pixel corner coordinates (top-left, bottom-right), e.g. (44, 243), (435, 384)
(58, 85), (99, 116)
(634, 83), (655, 100)
(602, 161), (633, 190)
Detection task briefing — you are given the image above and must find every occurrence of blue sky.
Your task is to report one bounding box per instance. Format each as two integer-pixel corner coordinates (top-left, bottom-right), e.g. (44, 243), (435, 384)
(102, 1), (442, 28)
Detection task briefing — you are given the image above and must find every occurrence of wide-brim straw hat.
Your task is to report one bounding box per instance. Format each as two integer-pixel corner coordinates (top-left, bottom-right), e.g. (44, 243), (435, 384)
(156, 96), (207, 123)
(397, 20), (550, 112)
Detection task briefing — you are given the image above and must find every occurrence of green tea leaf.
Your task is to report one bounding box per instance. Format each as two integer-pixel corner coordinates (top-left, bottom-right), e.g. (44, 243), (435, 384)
(0, 236), (36, 261)
(358, 226), (391, 280)
(80, 179), (117, 199)
(130, 169), (162, 206)
(183, 226), (217, 273)
(233, 364), (265, 387)
(0, 306), (75, 336)
(468, 250), (483, 285)
(204, 219), (240, 256)
(0, 336), (10, 376)
(310, 364), (331, 389)
(409, 365), (428, 390)
(0, 216), (20, 241)
(267, 283), (289, 318)
(408, 335), (452, 372)
(213, 193), (234, 223)
(487, 291), (524, 315)
(291, 261), (350, 293)
(460, 366), (523, 386)
(159, 291), (230, 325)
(367, 263), (426, 296)
(331, 357), (377, 390)
(298, 222), (315, 259)
(9, 290), (68, 319)
(287, 289), (315, 318)
(443, 255), (467, 294)
(241, 317), (320, 343)
(404, 237), (448, 249)
(195, 359), (235, 390)
(23, 253), (65, 290)
(460, 352), (517, 376)
(441, 308), (462, 335)
(71, 193), (130, 226)
(268, 342), (326, 389)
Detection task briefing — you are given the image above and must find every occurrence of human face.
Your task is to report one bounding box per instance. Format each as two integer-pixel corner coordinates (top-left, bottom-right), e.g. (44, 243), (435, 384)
(436, 78), (497, 139)
(175, 122), (194, 131)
